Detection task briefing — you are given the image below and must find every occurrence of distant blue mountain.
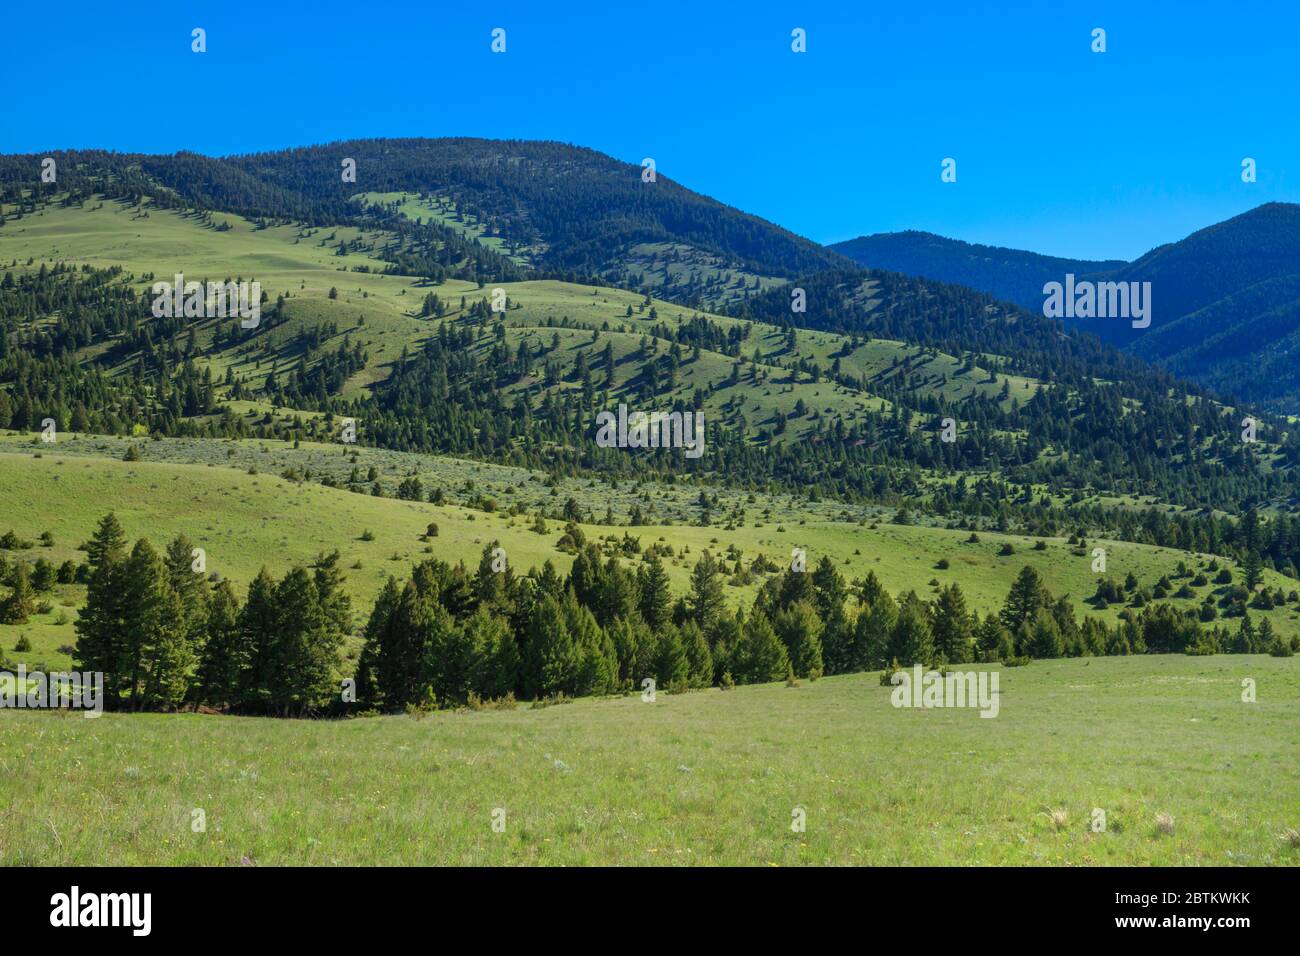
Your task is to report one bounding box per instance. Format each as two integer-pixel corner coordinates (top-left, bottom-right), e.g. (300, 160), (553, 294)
(831, 205), (1300, 412)
(829, 230), (1125, 314)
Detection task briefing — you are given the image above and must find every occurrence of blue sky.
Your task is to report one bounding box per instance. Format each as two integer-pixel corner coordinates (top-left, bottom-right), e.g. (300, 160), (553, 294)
(1, 0), (1294, 260)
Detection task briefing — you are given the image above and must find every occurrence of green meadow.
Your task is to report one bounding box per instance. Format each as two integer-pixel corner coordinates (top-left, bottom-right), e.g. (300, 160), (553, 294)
(0, 655), (1295, 865)
(3, 439), (1299, 676)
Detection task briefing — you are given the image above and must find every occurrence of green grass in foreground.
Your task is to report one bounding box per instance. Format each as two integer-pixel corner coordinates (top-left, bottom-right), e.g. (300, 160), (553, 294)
(1, 655), (1295, 865)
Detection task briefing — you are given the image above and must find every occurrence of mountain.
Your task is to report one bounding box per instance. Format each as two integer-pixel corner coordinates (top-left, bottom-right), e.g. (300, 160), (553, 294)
(3, 138), (1300, 558)
(1117, 203), (1300, 409)
(831, 204), (1300, 412)
(829, 230), (1124, 313)
(0, 140), (853, 307)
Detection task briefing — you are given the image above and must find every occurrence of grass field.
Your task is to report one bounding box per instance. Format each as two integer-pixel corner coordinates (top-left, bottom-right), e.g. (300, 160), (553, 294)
(4, 439), (1299, 675)
(1, 655), (1295, 865)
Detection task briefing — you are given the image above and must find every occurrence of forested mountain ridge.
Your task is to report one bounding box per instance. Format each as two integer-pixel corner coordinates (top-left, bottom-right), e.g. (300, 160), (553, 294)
(831, 204), (1300, 412)
(0, 140), (852, 306)
(829, 230), (1124, 312)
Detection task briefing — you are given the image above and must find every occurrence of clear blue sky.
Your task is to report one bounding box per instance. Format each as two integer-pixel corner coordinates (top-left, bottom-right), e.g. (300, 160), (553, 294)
(1, 0), (1294, 260)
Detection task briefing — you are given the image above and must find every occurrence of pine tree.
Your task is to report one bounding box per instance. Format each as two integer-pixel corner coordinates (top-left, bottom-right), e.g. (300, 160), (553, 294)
(775, 564), (814, 611)
(852, 591), (897, 670)
(774, 601), (824, 679)
(820, 603), (853, 675)
(1232, 614), (1257, 654)
(164, 535), (206, 614)
(113, 539), (173, 707)
(687, 552), (726, 632)
(810, 556), (848, 621)
(1260, 618), (1291, 656)
(566, 592), (617, 696)
(164, 534), (209, 690)
(1081, 616), (1109, 657)
(975, 612), (1009, 662)
(707, 611), (743, 684)
(313, 550), (353, 637)
(1028, 608), (1065, 659)
(378, 580), (437, 709)
(423, 599), (473, 706)
(637, 554), (672, 630)
(889, 593), (934, 666)
(679, 620), (714, 688)
(930, 583), (974, 664)
(239, 568), (281, 710)
(1001, 565), (1049, 632)
(85, 512), (127, 568)
(733, 611), (789, 684)
(74, 546), (128, 706)
(197, 580), (246, 707)
(596, 557), (638, 628)
(0, 562), (35, 625)
(525, 594), (580, 697)
(141, 584), (197, 710)
(468, 607), (519, 699)
(1243, 550), (1264, 592)
(474, 540), (510, 608)
(268, 567), (338, 715)
(608, 615), (645, 687)
(651, 623), (690, 690)
(355, 576), (401, 707)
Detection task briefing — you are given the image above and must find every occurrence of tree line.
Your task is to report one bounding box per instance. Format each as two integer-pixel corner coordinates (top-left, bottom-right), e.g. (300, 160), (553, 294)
(54, 512), (1296, 717)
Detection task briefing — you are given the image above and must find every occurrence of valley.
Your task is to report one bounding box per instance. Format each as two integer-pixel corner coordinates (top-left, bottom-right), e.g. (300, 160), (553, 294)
(0, 140), (1297, 869)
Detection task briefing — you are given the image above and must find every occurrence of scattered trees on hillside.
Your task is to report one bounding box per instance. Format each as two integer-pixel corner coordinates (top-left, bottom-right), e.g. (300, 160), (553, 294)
(60, 511), (1300, 716)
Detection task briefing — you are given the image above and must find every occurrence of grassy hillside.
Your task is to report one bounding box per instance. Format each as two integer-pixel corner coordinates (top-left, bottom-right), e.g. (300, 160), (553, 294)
(5, 439), (1298, 676)
(1, 655), (1295, 865)
(0, 200), (1053, 457)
